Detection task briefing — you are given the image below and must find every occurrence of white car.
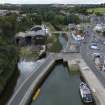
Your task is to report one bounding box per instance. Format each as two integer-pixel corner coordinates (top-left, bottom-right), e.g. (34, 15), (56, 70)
(90, 43), (99, 50)
(103, 41), (105, 45)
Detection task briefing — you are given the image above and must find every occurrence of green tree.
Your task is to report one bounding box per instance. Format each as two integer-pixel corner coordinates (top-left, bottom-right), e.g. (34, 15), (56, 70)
(64, 14), (80, 25)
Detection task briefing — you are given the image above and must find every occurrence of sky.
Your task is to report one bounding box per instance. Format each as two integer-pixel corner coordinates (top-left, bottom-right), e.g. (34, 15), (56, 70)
(1, 0), (105, 4)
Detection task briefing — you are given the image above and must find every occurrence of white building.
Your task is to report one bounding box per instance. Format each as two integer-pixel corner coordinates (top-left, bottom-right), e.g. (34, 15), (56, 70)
(0, 10), (8, 16)
(94, 24), (105, 32)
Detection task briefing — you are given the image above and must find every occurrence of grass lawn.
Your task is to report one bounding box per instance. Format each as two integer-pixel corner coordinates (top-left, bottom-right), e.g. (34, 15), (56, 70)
(87, 7), (105, 13)
(46, 33), (62, 52)
(62, 25), (69, 31)
(19, 47), (39, 60)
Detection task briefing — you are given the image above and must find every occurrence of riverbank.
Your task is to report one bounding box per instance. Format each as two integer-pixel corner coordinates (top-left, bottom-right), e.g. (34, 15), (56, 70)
(19, 46), (39, 61)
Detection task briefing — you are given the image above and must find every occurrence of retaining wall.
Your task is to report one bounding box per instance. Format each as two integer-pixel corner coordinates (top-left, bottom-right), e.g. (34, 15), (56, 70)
(19, 58), (55, 105)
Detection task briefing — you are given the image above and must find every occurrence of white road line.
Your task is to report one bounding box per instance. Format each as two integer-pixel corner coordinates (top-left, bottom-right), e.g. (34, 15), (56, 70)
(7, 55), (52, 105)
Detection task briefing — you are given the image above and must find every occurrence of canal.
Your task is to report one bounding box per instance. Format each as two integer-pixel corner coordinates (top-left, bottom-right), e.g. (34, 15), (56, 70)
(31, 63), (84, 105)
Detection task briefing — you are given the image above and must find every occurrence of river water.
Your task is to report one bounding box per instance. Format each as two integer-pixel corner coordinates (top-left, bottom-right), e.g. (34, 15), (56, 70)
(59, 33), (67, 50)
(31, 63), (84, 105)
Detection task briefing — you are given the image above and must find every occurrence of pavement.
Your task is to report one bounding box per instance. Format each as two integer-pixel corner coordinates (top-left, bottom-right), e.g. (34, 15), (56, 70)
(79, 58), (105, 105)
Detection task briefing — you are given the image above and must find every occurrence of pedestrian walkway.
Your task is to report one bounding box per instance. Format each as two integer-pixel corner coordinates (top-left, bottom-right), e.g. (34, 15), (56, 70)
(79, 58), (105, 105)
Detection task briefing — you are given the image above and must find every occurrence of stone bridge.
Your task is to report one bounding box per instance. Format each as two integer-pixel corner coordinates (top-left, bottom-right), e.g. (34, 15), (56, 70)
(50, 52), (81, 62)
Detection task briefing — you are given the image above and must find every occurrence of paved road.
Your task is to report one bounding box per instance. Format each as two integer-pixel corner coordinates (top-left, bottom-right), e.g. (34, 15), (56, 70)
(80, 26), (105, 87)
(7, 54), (55, 105)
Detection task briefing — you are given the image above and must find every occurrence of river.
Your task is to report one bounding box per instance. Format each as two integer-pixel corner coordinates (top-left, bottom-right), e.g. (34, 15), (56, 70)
(31, 63), (84, 105)
(59, 33), (67, 50)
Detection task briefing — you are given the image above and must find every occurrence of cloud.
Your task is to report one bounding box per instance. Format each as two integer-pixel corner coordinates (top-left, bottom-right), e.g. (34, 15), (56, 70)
(3, 0), (105, 4)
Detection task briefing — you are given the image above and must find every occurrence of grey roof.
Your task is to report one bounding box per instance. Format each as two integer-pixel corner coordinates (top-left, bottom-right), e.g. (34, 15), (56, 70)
(16, 30), (46, 38)
(16, 25), (47, 38)
(26, 30), (46, 36)
(30, 25), (43, 31)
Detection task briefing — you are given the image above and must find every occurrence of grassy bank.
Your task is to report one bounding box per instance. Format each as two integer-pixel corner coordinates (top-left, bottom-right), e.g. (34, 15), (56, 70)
(19, 47), (39, 61)
(87, 7), (105, 13)
(46, 33), (62, 52)
(43, 22), (56, 31)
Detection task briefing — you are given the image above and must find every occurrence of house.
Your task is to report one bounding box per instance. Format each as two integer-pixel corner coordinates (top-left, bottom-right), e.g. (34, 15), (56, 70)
(30, 25), (47, 45)
(0, 10), (8, 16)
(68, 24), (76, 30)
(94, 24), (105, 32)
(15, 32), (26, 46)
(26, 30), (46, 45)
(15, 25), (47, 46)
(71, 24), (84, 41)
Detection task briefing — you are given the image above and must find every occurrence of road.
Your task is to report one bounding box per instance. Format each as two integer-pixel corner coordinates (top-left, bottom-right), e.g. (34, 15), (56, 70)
(80, 25), (105, 87)
(7, 54), (55, 105)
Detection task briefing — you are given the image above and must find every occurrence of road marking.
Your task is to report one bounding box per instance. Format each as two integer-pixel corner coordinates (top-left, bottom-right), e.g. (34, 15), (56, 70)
(7, 54), (52, 105)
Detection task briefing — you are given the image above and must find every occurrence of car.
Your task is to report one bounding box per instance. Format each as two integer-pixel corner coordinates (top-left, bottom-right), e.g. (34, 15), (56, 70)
(103, 41), (105, 45)
(92, 53), (100, 59)
(90, 43), (99, 50)
(102, 65), (105, 71)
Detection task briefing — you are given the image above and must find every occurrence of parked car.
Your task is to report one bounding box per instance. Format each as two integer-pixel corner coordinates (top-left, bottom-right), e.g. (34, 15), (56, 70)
(103, 41), (105, 45)
(94, 57), (102, 69)
(90, 43), (99, 50)
(92, 53), (100, 60)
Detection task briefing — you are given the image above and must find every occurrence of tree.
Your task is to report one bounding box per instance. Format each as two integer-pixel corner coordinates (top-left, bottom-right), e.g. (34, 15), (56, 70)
(0, 14), (17, 39)
(52, 15), (65, 25)
(64, 14), (80, 25)
(95, 12), (103, 16)
(0, 15), (19, 94)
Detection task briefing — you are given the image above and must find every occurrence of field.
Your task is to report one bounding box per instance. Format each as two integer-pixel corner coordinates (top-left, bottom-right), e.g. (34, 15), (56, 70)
(87, 7), (105, 13)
